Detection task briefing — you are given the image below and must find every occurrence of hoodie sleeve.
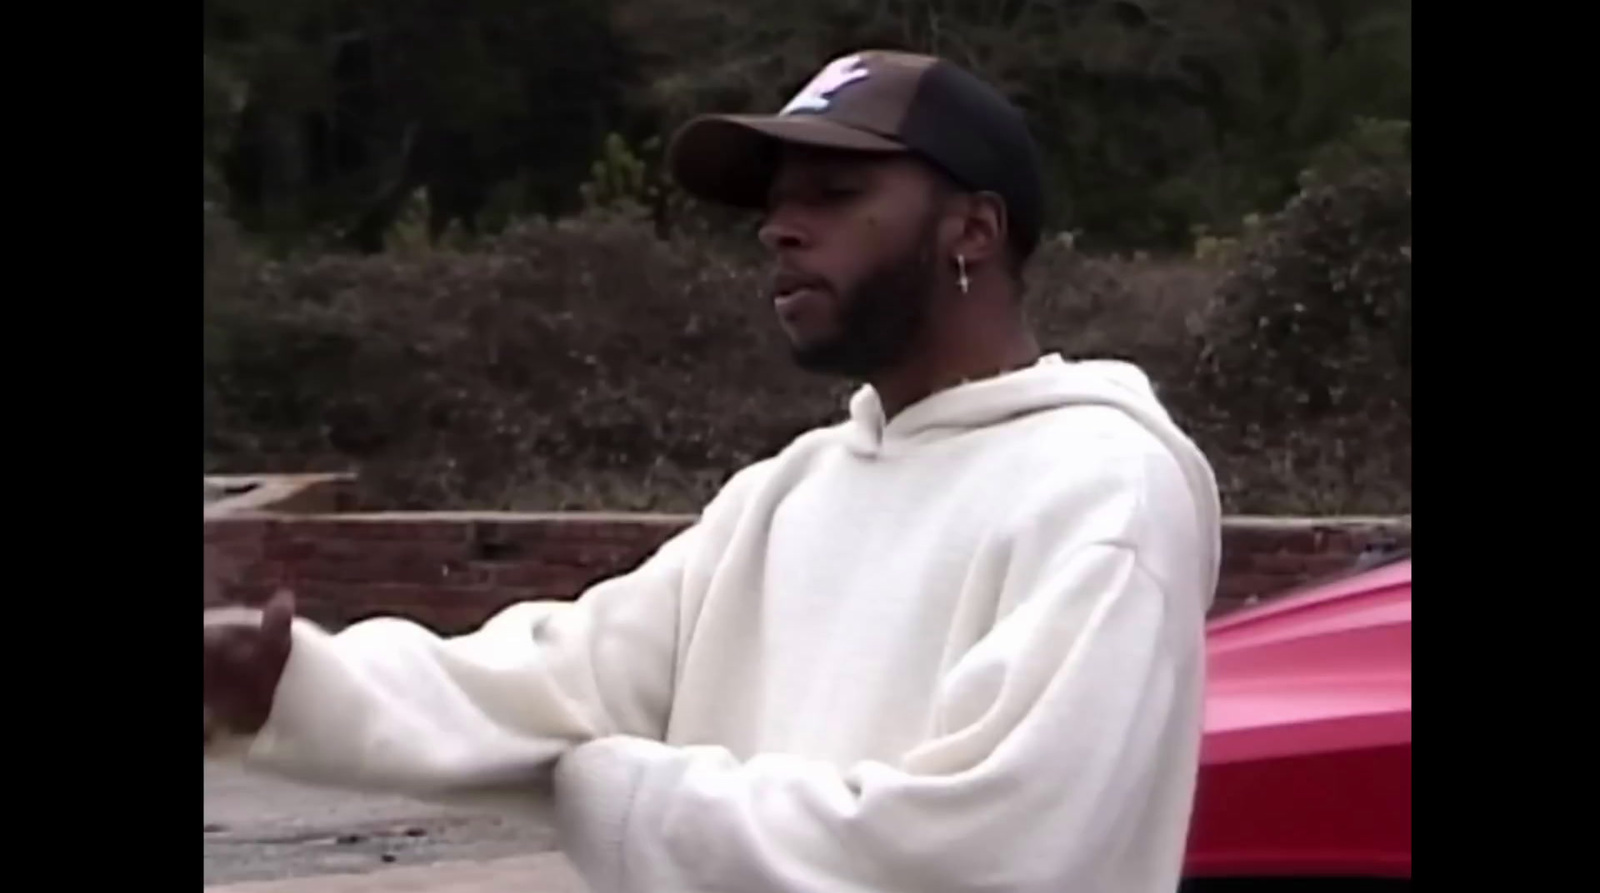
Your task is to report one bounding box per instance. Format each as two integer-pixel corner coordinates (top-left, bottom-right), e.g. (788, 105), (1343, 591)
(207, 462), (778, 805)
(206, 517), (701, 806)
(551, 459), (1216, 893)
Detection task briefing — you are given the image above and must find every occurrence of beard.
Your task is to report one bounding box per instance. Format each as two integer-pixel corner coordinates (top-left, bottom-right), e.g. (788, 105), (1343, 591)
(789, 218), (942, 379)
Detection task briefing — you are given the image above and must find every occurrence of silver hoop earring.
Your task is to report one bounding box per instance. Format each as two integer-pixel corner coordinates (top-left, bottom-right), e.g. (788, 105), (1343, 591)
(956, 254), (970, 295)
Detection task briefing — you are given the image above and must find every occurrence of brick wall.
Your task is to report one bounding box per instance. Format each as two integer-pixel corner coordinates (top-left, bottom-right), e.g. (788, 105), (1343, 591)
(204, 511), (1410, 633)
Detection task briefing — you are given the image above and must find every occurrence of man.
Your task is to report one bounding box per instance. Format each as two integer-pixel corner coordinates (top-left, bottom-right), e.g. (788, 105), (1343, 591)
(205, 50), (1222, 893)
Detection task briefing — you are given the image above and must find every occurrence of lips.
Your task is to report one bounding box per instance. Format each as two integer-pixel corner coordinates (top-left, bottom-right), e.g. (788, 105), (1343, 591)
(775, 289), (825, 318)
(770, 270), (831, 319)
(770, 269), (830, 302)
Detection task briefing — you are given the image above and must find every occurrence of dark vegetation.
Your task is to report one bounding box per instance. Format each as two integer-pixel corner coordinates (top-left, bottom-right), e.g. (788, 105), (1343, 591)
(203, 0), (1411, 514)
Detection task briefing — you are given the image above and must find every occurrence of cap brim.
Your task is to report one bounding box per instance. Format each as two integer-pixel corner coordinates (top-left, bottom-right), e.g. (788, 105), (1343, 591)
(667, 114), (906, 209)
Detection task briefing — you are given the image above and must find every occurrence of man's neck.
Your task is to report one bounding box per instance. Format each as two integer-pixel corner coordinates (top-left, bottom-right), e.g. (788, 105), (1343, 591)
(870, 314), (1041, 421)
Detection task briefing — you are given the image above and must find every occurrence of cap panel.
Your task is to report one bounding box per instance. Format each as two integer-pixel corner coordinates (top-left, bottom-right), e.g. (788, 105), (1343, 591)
(778, 51), (938, 139)
(667, 114), (906, 209)
(897, 60), (1044, 254)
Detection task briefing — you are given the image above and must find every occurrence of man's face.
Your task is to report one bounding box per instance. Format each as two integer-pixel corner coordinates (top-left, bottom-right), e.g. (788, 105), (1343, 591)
(759, 148), (950, 378)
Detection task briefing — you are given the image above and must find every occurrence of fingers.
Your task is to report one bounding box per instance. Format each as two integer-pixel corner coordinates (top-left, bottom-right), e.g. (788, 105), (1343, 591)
(262, 589), (295, 642)
(204, 591), (296, 737)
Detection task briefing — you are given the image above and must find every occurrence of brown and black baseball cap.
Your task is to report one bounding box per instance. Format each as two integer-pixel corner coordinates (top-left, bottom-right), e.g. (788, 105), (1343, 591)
(667, 50), (1046, 258)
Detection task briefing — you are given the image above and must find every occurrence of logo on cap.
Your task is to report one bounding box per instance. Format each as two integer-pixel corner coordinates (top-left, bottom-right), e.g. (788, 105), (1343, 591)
(780, 55), (869, 115)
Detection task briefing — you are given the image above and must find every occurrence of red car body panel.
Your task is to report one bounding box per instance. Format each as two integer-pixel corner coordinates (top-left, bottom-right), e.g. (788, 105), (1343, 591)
(1184, 559), (1411, 879)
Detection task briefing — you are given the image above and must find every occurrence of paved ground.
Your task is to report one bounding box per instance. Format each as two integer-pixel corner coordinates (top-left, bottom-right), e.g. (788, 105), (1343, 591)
(206, 855), (586, 893)
(204, 763), (585, 891)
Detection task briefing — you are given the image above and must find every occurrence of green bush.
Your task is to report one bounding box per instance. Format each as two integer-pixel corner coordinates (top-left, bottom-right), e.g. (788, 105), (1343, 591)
(204, 215), (846, 510)
(1193, 153), (1411, 513)
(1200, 162), (1410, 419)
(203, 171), (1411, 516)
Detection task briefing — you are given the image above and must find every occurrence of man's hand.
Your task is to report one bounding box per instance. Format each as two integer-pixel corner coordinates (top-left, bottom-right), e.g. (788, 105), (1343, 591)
(204, 589), (294, 743)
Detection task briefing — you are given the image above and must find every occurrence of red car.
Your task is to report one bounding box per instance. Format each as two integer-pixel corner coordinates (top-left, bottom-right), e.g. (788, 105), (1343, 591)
(1181, 553), (1411, 892)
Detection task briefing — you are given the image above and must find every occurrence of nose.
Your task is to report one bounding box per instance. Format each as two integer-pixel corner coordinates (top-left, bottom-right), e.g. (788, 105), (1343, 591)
(757, 207), (809, 254)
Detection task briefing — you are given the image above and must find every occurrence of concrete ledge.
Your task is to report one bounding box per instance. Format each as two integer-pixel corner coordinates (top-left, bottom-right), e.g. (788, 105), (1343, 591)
(1222, 514), (1411, 529)
(206, 473), (358, 517)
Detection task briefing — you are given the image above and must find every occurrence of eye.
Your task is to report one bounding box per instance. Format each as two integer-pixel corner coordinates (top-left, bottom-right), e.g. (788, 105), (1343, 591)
(764, 178), (863, 217)
(816, 183), (862, 205)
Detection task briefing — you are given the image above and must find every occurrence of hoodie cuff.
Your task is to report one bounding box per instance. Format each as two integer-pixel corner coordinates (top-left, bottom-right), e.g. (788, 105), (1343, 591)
(553, 736), (671, 892)
(241, 619), (363, 782)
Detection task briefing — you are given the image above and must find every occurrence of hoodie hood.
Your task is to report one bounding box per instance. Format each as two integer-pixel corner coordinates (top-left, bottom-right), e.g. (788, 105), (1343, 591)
(843, 354), (1174, 452)
(839, 353), (1222, 587)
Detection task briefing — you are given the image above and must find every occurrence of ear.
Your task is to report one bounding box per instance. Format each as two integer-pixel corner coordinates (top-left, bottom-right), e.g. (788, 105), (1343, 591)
(946, 191), (1008, 266)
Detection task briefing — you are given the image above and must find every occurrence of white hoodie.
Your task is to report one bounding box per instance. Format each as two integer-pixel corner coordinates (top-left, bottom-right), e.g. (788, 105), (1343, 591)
(207, 354), (1222, 893)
